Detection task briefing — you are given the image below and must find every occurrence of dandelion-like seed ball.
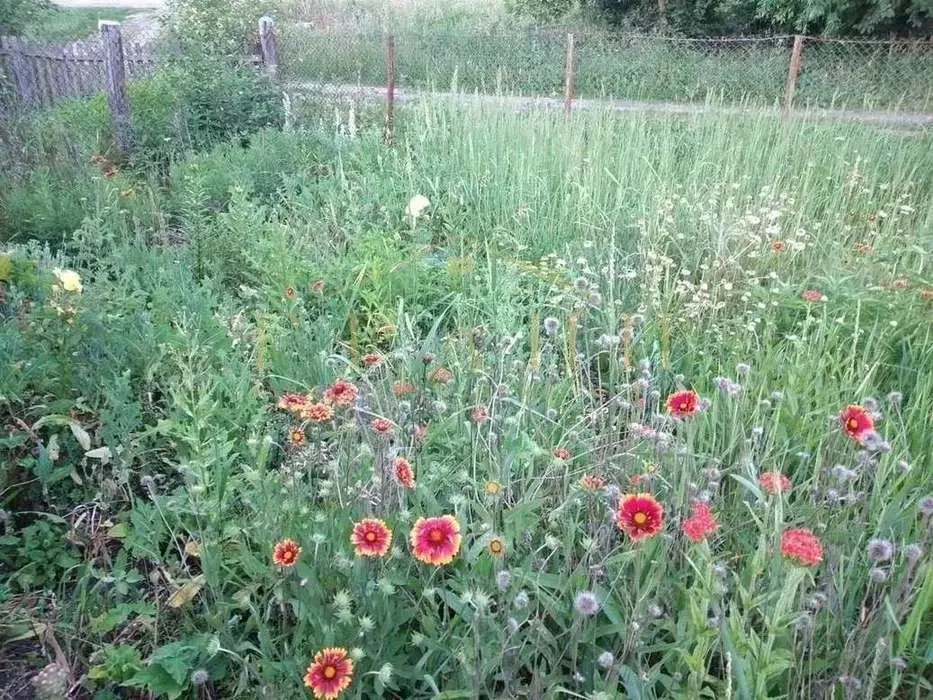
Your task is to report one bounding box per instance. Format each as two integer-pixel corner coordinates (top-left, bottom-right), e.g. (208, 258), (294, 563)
(867, 538), (893, 562)
(573, 591), (600, 617)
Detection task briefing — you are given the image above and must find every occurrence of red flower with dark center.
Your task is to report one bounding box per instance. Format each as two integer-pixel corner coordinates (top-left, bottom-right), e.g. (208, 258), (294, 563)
(371, 418), (394, 436)
(840, 405), (874, 443)
(681, 502), (719, 543)
(616, 493), (665, 541)
(284, 286), (297, 300)
(471, 406), (489, 424)
(781, 528), (824, 567)
(361, 353), (383, 368)
(759, 471), (792, 495)
(552, 447), (572, 460)
(277, 393), (309, 414)
(323, 380), (359, 407)
(304, 647), (354, 699)
(272, 539), (301, 567)
(429, 367), (454, 384)
(310, 280), (325, 295)
(301, 402), (334, 423)
(666, 390), (700, 418)
(579, 474), (606, 493)
(288, 427), (306, 447)
(350, 518), (392, 557)
(393, 457), (416, 488)
(410, 515), (461, 565)
(771, 240), (787, 252)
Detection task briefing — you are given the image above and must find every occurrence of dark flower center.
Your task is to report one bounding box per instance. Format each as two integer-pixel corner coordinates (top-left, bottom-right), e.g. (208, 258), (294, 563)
(365, 531), (377, 542)
(429, 529), (444, 543)
(323, 665), (336, 679)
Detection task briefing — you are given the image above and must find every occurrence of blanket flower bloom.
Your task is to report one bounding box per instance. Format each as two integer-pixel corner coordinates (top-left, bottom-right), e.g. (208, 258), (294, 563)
(393, 457), (416, 488)
(272, 539), (301, 567)
(304, 647), (354, 699)
(682, 502), (719, 543)
(781, 528), (824, 567)
(579, 474), (606, 493)
(666, 390), (700, 418)
(410, 515), (461, 565)
(759, 471), (792, 495)
(323, 380), (359, 407)
(350, 518), (392, 557)
(617, 493), (665, 541)
(277, 393), (308, 414)
(840, 405), (874, 443)
(302, 402), (334, 423)
(371, 418), (394, 436)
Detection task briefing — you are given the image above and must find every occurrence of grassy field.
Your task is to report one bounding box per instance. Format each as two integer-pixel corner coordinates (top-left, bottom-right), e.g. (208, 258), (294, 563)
(2, 90), (932, 697)
(20, 7), (134, 41)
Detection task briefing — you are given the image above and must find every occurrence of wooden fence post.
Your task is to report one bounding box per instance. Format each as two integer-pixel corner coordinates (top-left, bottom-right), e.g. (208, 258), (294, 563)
(258, 16), (278, 75)
(784, 34), (804, 110)
(563, 33), (575, 117)
(384, 33), (396, 145)
(5, 37), (39, 106)
(100, 21), (133, 155)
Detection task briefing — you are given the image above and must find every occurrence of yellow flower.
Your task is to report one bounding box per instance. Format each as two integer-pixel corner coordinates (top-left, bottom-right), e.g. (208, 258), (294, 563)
(488, 537), (505, 556)
(53, 268), (82, 293)
(484, 481), (502, 496)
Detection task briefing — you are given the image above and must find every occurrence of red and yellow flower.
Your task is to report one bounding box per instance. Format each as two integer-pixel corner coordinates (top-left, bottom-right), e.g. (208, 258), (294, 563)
(410, 515), (461, 565)
(393, 457), (416, 489)
(666, 390), (700, 418)
(272, 539), (301, 567)
(302, 402), (334, 423)
(552, 447), (572, 460)
(681, 502), (718, 543)
(579, 474), (606, 493)
(371, 418), (395, 436)
(288, 427), (306, 447)
(392, 381), (416, 397)
(350, 518), (392, 558)
(277, 392), (309, 414)
(759, 471), (792, 495)
(616, 493), (665, 541)
(304, 647), (354, 699)
(471, 406), (489, 424)
(361, 353), (383, 368)
(780, 528), (824, 567)
(840, 405), (874, 443)
(323, 380), (359, 407)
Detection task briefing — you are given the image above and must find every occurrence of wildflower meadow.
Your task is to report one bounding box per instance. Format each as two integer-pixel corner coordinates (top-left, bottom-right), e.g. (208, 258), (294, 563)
(2, 97), (932, 698)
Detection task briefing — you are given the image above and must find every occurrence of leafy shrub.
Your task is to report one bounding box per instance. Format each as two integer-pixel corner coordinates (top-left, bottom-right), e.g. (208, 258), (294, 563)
(0, 0), (52, 35)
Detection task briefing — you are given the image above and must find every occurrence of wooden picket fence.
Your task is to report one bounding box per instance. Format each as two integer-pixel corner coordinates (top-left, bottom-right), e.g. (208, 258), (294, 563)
(0, 32), (156, 108)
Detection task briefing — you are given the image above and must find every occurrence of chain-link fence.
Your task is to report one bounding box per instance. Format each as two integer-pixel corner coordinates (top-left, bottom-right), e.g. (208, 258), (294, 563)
(278, 25), (933, 114)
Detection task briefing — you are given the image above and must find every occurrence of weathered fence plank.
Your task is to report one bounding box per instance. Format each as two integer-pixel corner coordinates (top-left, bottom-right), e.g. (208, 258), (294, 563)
(259, 16), (279, 75)
(0, 32), (156, 108)
(100, 21), (133, 155)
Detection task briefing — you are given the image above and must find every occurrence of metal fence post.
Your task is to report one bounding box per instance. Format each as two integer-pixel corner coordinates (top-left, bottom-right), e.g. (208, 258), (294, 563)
(384, 33), (396, 145)
(784, 34), (804, 110)
(100, 21), (133, 156)
(259, 16), (278, 76)
(563, 33), (575, 116)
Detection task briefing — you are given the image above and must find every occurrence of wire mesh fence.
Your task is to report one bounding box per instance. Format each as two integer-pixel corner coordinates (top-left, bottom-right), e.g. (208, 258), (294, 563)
(279, 25), (933, 114)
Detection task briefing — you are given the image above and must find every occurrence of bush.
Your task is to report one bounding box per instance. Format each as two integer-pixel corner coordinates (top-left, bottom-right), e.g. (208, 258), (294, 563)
(0, 0), (51, 35)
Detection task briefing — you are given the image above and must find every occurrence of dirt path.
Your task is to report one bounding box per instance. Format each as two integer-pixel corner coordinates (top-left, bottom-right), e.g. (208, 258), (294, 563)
(291, 82), (933, 127)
